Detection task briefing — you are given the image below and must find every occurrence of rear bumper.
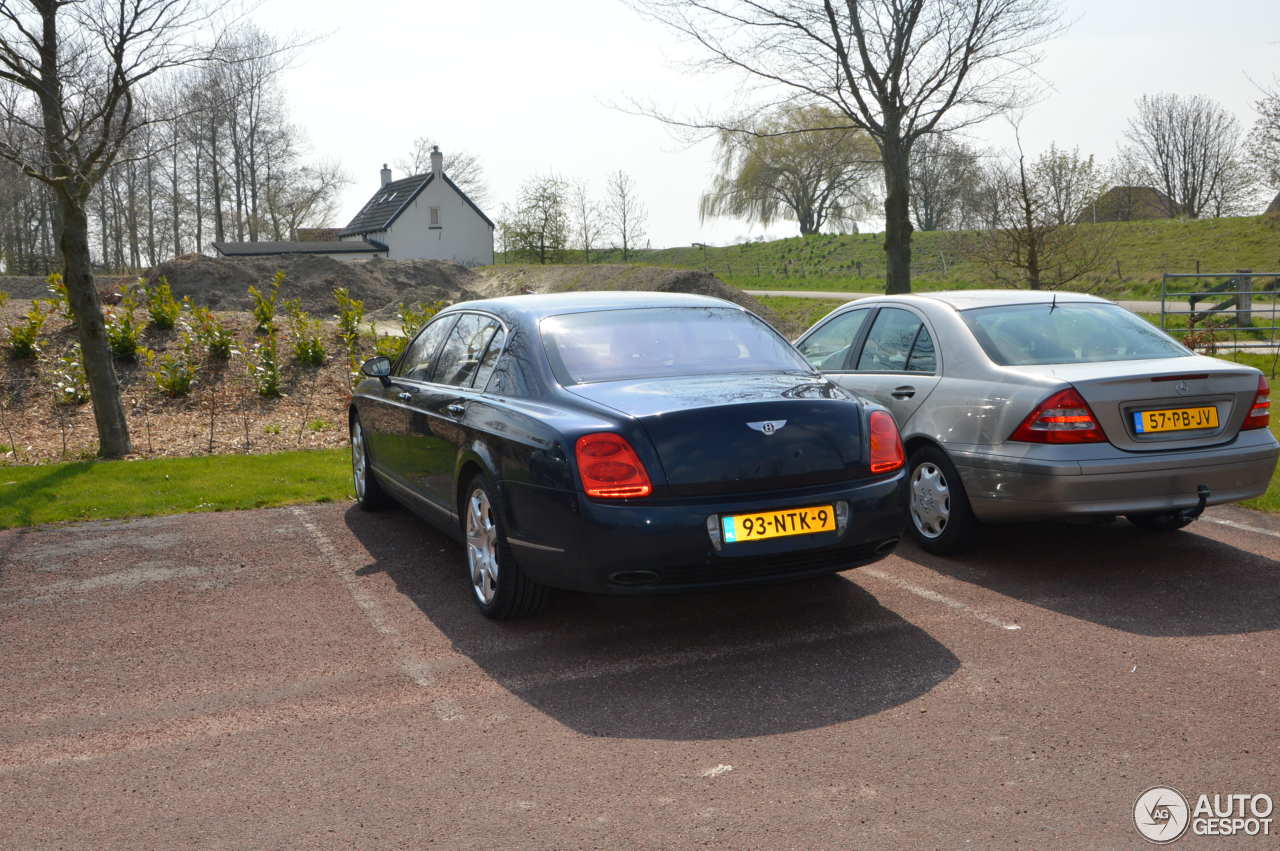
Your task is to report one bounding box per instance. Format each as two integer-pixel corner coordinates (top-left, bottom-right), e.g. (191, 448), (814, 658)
(953, 431), (1279, 521)
(499, 473), (906, 594)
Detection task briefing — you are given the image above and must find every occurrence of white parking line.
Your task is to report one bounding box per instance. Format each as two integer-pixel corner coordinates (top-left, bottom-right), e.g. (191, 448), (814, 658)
(861, 568), (1023, 631)
(291, 507), (458, 720)
(1202, 516), (1280, 540)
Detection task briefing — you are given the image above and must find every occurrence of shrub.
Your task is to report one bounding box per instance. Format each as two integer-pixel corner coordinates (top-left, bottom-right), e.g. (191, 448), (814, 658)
(186, 299), (236, 359)
(144, 276), (182, 329)
(105, 289), (144, 361)
(0, 290), (9, 310)
(7, 300), (50, 359)
(142, 335), (199, 397)
(334, 287), (364, 340)
(334, 287), (367, 380)
(248, 329), (283, 397)
(367, 321), (408, 358)
(248, 270), (285, 331)
(46, 273), (73, 321)
(396, 300), (445, 338)
(52, 344), (90, 405)
(284, 298), (326, 367)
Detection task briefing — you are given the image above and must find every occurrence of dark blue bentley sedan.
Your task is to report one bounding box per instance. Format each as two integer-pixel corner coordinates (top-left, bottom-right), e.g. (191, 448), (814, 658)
(349, 292), (907, 618)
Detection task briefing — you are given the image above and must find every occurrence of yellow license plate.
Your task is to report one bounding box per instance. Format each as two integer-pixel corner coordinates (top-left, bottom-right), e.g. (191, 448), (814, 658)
(1133, 406), (1219, 434)
(721, 505), (836, 543)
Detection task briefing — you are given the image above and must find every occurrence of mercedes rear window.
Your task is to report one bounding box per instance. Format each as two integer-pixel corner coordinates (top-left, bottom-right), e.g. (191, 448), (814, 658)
(962, 302), (1191, 366)
(541, 307), (813, 384)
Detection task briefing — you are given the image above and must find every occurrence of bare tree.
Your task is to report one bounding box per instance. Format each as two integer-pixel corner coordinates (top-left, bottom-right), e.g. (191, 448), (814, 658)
(630, 0), (1062, 293)
(399, 137), (488, 205)
(1123, 93), (1251, 219)
(0, 0), (241, 456)
(973, 135), (1110, 289)
(1248, 80), (1280, 200)
(499, 174), (570, 264)
(570, 179), (603, 263)
(605, 170), (646, 261)
(909, 135), (981, 231)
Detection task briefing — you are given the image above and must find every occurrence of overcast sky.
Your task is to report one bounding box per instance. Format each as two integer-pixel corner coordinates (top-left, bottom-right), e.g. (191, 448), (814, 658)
(249, 0), (1279, 248)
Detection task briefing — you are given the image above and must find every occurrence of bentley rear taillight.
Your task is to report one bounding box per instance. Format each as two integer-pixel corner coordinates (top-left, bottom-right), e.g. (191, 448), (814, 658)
(1010, 386), (1106, 444)
(575, 433), (653, 498)
(1243, 375), (1271, 430)
(868, 411), (905, 474)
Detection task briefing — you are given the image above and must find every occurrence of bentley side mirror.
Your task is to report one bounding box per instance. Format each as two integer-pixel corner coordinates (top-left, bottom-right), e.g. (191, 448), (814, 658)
(361, 356), (393, 386)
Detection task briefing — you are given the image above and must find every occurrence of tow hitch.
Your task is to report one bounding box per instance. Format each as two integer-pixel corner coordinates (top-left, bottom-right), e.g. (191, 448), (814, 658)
(1180, 484), (1211, 522)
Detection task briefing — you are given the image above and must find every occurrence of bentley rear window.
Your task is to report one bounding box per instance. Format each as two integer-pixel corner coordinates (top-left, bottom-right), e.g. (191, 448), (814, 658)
(963, 303), (1191, 366)
(541, 307), (812, 384)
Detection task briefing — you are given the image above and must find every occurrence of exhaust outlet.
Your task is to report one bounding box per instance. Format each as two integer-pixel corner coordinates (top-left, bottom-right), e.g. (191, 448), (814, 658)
(609, 570), (660, 587)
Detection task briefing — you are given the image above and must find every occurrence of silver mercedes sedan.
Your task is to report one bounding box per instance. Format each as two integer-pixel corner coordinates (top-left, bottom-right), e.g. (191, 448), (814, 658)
(794, 290), (1279, 553)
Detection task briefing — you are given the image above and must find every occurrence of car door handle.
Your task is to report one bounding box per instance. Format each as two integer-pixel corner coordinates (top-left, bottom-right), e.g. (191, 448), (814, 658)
(891, 386), (916, 399)
(446, 402), (467, 418)
(397, 391), (413, 403)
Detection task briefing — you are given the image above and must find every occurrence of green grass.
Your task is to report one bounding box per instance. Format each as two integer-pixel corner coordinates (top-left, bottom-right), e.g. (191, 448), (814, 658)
(0, 449), (351, 529)
(517, 215), (1280, 300)
(756, 295), (849, 337)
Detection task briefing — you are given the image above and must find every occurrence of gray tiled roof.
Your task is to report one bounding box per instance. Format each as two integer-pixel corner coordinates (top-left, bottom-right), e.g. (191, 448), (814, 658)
(211, 240), (386, 257)
(339, 172), (495, 237)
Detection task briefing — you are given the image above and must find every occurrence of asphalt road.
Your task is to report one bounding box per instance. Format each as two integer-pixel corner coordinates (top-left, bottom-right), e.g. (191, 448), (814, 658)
(3, 501), (1279, 848)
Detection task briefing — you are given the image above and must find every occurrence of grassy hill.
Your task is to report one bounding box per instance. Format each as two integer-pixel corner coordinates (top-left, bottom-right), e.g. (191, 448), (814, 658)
(512, 215), (1280, 300)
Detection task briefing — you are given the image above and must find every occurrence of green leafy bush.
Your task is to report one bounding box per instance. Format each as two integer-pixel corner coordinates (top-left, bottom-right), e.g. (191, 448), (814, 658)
(105, 289), (144, 361)
(186, 300), (236, 359)
(0, 290), (9, 310)
(142, 335), (199, 397)
(334, 287), (364, 339)
(52, 344), (89, 405)
(284, 298), (326, 367)
(6, 300), (50, 360)
(248, 270), (285, 331)
(145, 276), (182, 330)
(367, 321), (408, 358)
(396, 300), (445, 338)
(248, 329), (283, 397)
(46, 273), (73, 321)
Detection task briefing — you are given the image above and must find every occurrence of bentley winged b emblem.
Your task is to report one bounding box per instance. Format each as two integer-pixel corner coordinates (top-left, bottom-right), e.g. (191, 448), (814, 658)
(747, 420), (787, 436)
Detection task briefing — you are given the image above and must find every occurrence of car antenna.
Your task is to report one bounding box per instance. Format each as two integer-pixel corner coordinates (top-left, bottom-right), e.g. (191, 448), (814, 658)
(1049, 291), (1057, 312)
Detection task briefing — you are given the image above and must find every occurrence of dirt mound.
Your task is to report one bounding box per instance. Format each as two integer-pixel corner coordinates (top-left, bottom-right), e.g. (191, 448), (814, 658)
(143, 254), (482, 315)
(473, 264), (778, 324)
(0, 274), (132, 300)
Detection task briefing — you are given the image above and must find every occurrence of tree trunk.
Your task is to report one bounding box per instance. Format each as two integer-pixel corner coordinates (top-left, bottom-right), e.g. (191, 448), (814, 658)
(59, 198), (132, 458)
(881, 141), (913, 295)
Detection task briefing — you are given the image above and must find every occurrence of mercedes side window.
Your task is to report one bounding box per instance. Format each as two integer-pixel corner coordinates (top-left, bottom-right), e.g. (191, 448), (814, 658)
(856, 308), (932, 373)
(397, 314), (457, 382)
(435, 314), (501, 388)
(795, 309), (870, 370)
(905, 324), (936, 373)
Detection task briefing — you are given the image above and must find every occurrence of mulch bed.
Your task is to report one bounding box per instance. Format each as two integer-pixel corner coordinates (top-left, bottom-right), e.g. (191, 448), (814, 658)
(0, 299), (358, 465)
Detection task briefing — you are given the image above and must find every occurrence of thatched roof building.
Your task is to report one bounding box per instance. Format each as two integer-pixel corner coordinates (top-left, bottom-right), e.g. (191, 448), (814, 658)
(1079, 186), (1179, 223)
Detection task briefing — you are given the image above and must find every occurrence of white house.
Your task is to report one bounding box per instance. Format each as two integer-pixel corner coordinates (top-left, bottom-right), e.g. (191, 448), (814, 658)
(212, 147), (494, 265)
(339, 147), (494, 265)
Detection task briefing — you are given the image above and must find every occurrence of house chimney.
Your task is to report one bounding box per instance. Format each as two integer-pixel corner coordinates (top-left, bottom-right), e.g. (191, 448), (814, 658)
(380, 163), (392, 187)
(430, 146), (443, 178)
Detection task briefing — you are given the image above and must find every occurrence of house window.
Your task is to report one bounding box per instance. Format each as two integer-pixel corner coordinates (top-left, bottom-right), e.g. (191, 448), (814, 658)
(429, 206), (441, 228)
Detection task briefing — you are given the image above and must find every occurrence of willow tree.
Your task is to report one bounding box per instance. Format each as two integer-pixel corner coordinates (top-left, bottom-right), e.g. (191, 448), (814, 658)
(699, 105), (878, 235)
(0, 0), (226, 457)
(632, 0), (1062, 294)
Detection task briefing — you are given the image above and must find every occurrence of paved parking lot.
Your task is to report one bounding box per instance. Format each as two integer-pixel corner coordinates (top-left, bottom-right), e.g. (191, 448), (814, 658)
(2, 501), (1279, 848)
